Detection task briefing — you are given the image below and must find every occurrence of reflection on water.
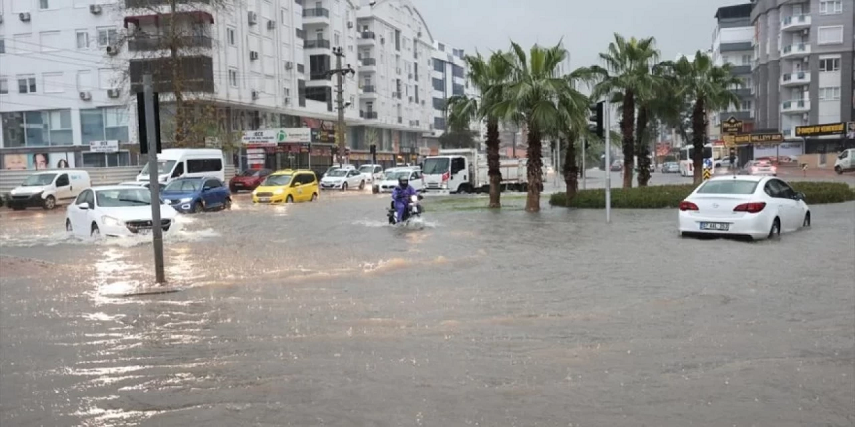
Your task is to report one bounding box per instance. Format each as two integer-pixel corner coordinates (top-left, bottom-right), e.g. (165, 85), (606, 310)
(1, 197), (854, 426)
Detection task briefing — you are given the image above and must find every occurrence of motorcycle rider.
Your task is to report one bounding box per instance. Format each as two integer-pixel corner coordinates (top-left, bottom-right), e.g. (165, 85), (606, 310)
(391, 175), (417, 223)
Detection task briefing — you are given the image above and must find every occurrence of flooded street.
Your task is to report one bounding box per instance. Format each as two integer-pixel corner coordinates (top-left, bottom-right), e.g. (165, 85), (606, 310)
(1, 193), (854, 426)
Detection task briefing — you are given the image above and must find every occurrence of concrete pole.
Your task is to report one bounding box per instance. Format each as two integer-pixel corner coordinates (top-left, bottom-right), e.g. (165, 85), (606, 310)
(143, 74), (165, 284)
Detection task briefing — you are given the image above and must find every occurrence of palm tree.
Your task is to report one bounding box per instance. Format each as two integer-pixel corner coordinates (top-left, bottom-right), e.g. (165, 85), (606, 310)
(491, 42), (589, 212)
(446, 52), (511, 208)
(660, 52), (741, 184)
(584, 34), (660, 188)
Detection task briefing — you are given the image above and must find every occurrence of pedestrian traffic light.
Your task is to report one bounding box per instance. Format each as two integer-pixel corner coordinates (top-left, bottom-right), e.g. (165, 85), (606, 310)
(588, 101), (604, 139)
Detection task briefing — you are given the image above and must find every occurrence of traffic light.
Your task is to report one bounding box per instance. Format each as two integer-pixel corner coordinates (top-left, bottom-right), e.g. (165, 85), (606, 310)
(588, 101), (604, 139)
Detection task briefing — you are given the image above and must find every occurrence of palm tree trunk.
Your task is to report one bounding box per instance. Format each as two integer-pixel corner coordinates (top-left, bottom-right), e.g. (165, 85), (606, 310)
(692, 98), (706, 184)
(636, 106), (651, 186)
(621, 91), (635, 188)
(485, 119), (501, 208)
(525, 124), (543, 212)
(562, 138), (578, 205)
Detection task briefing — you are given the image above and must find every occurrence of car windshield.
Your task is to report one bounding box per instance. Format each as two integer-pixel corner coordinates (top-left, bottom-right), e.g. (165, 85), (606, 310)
(140, 160), (177, 175)
(358, 166), (376, 173)
(263, 174), (292, 186)
(165, 179), (202, 192)
(96, 188), (153, 207)
(327, 170), (348, 177)
(697, 180), (759, 195)
(390, 171), (413, 180)
(422, 158), (449, 175)
(757, 161), (771, 166)
(22, 174), (57, 186)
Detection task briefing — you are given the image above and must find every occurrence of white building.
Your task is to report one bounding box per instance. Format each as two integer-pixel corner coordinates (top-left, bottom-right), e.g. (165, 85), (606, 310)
(428, 40), (477, 139)
(708, 3), (755, 140)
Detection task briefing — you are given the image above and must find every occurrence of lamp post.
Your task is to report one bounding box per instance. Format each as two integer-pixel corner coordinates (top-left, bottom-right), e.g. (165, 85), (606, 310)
(327, 47), (356, 164)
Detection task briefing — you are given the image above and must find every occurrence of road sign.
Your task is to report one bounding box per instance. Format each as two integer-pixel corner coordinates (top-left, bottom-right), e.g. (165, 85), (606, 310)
(703, 168), (712, 181)
(725, 132), (785, 146)
(795, 122), (846, 137)
(721, 116), (744, 134)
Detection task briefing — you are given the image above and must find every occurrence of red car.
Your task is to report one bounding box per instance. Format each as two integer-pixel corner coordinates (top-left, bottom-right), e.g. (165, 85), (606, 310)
(230, 168), (272, 192)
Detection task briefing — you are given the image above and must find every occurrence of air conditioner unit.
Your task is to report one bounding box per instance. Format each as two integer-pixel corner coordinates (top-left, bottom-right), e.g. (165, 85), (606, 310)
(250, 51), (259, 60)
(285, 61), (293, 70)
(347, 21), (353, 29)
(19, 12), (31, 22)
(267, 20), (276, 30)
(79, 91), (92, 101)
(251, 90), (259, 100)
(107, 88), (120, 98)
(89, 4), (102, 14)
(248, 11), (257, 25)
(106, 45), (118, 55)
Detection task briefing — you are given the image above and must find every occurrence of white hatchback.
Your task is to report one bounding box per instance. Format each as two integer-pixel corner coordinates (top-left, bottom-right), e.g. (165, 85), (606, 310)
(65, 186), (179, 238)
(678, 175), (810, 240)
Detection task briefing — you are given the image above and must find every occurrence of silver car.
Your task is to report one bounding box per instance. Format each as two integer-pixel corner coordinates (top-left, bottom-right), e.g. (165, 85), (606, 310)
(739, 160), (777, 176)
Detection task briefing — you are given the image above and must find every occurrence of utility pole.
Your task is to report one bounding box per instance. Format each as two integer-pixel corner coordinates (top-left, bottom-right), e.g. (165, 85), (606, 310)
(581, 136), (586, 190)
(328, 47), (355, 165)
(143, 74), (165, 284)
(604, 99), (611, 223)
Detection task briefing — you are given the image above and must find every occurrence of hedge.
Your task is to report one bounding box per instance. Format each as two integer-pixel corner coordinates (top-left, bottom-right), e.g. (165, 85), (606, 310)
(549, 182), (855, 209)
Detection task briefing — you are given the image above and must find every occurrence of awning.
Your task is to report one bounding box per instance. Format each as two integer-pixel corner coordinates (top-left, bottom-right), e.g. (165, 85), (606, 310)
(124, 11), (214, 28)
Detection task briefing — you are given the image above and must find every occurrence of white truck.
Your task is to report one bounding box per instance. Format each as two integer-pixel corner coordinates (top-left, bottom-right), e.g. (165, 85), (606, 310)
(421, 149), (531, 193)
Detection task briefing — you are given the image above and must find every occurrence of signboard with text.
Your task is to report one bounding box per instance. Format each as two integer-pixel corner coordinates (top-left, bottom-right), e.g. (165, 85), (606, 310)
(795, 122), (846, 137)
(720, 116), (744, 134)
(89, 140), (119, 153)
(723, 133), (785, 146)
(241, 128), (312, 145)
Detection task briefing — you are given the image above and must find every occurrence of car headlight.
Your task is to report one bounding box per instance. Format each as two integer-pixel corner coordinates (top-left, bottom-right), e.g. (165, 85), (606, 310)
(179, 197), (193, 203)
(251, 190), (257, 196)
(410, 195), (419, 202)
(274, 188), (284, 195)
(159, 175), (168, 182)
(101, 215), (122, 227)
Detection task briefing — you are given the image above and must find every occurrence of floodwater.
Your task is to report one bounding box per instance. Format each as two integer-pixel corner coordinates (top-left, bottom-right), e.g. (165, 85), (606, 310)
(1, 193), (854, 426)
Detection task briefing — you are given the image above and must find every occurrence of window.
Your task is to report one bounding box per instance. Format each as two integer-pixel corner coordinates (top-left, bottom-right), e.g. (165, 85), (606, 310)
(77, 70), (93, 91)
(40, 31), (60, 52)
(187, 158), (223, 173)
(76, 30), (89, 49)
(82, 152), (131, 168)
(334, 31), (341, 47)
(97, 27), (118, 47)
(229, 69), (238, 87)
(740, 100), (752, 111)
(80, 107), (129, 144)
(55, 174), (69, 187)
(434, 117), (446, 130)
(203, 179), (222, 189)
(819, 57), (841, 71)
(452, 83), (464, 96)
(741, 55), (751, 65)
(18, 76), (36, 93)
(104, 107), (128, 140)
(0, 39), (5, 54)
(819, 0), (843, 14)
(43, 72), (64, 93)
(818, 26), (843, 45)
(433, 58), (444, 72)
(432, 78), (443, 91)
(0, 78), (7, 94)
(14, 33), (33, 54)
(227, 27), (236, 46)
(39, 0), (49, 9)
(0, 110), (72, 147)
(819, 87), (841, 100)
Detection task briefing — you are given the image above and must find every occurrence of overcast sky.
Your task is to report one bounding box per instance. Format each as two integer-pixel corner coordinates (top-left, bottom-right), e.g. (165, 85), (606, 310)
(414, 0), (750, 69)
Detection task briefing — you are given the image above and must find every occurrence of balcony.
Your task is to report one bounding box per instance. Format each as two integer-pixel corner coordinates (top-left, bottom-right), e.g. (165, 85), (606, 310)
(360, 110), (378, 119)
(360, 86), (377, 98)
(304, 39), (331, 50)
(128, 35), (212, 52)
(781, 71), (810, 87)
(730, 64), (751, 75)
(302, 7), (330, 26)
(357, 32), (376, 45)
(125, 0), (210, 8)
(296, 28), (306, 39)
(781, 14), (811, 32)
(781, 43), (810, 59)
(129, 55), (214, 93)
(309, 72), (331, 81)
(733, 87), (751, 98)
(781, 99), (810, 114)
(360, 58), (377, 73)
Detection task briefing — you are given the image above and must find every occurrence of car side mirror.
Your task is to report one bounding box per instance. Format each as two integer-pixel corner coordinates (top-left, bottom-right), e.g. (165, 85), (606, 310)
(794, 192), (805, 201)
(203, 186), (212, 192)
(79, 202), (91, 210)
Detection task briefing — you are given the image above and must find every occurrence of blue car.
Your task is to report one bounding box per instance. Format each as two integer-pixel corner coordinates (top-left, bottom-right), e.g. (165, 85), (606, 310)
(161, 177), (232, 213)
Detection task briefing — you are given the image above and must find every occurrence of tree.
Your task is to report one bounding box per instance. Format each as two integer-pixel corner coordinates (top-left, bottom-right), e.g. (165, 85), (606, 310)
(660, 52), (741, 183)
(584, 34), (660, 188)
(492, 42), (589, 212)
(447, 52), (511, 208)
(365, 127), (380, 153)
(438, 129), (478, 149)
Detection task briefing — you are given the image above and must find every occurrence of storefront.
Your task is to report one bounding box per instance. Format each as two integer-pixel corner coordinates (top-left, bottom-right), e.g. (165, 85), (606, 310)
(241, 128), (338, 175)
(348, 151), (396, 169)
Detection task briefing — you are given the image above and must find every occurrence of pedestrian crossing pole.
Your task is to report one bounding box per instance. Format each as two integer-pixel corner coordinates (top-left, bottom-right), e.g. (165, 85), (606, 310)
(703, 167), (712, 181)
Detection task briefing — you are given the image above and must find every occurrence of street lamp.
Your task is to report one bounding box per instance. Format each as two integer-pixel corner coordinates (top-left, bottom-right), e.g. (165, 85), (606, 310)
(327, 46), (356, 164)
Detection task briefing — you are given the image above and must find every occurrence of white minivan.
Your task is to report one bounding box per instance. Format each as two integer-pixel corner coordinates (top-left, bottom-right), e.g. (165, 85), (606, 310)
(834, 148), (855, 174)
(137, 149), (225, 184)
(7, 170), (91, 210)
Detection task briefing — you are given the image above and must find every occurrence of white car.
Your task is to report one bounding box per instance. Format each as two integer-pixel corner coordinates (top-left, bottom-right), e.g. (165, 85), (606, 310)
(376, 169), (425, 193)
(65, 186), (179, 238)
(320, 168), (366, 191)
(118, 181), (167, 192)
(358, 164), (384, 184)
(678, 175), (810, 241)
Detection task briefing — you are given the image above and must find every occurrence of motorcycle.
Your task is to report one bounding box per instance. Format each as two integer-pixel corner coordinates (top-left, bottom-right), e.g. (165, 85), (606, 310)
(388, 193), (424, 228)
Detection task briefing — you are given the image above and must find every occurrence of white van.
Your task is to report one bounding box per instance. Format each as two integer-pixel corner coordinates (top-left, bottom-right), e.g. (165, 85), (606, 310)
(834, 148), (855, 174)
(137, 149), (225, 184)
(7, 170), (91, 210)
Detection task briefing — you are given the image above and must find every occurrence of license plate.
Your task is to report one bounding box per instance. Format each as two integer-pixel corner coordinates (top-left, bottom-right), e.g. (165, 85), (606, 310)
(258, 197), (270, 203)
(138, 229), (151, 235)
(235, 183), (244, 186)
(700, 222), (730, 231)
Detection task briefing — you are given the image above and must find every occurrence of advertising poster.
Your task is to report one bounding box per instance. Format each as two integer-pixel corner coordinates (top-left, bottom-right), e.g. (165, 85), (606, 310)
(1, 152), (76, 170)
(49, 152), (74, 169)
(28, 152), (50, 170)
(3, 154), (28, 170)
(847, 122), (855, 139)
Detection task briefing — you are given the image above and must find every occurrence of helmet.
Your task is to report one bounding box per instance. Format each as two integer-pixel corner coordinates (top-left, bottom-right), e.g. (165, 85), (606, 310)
(398, 176), (409, 187)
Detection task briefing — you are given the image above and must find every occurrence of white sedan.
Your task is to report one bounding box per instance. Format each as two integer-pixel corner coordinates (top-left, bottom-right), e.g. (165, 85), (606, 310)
(376, 169), (425, 193)
(320, 168), (366, 191)
(358, 164), (385, 184)
(65, 186), (179, 238)
(678, 175), (810, 240)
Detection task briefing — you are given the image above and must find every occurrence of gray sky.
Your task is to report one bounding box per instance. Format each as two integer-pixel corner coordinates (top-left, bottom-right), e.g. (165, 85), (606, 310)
(414, 0), (750, 69)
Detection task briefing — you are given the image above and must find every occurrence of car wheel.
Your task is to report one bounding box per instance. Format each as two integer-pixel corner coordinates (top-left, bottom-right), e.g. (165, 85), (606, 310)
(43, 195), (56, 210)
(311, 193), (318, 202)
(803, 212), (811, 227)
(341, 182), (348, 192)
(286, 195), (294, 203)
(768, 218), (781, 239)
(66, 219), (73, 232)
(193, 201), (204, 213)
(224, 198), (232, 210)
(359, 180), (366, 190)
(12, 206), (25, 211)
(835, 166), (843, 175)
(91, 223), (100, 238)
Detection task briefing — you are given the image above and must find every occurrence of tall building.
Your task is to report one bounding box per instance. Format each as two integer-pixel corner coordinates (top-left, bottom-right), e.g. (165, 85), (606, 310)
(751, 0), (854, 149)
(710, 3), (755, 140)
(427, 40), (478, 139)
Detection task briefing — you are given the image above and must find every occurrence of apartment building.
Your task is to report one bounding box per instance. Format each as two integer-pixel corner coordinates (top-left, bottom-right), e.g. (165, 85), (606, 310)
(428, 40), (474, 136)
(751, 0), (854, 150)
(710, 3), (755, 140)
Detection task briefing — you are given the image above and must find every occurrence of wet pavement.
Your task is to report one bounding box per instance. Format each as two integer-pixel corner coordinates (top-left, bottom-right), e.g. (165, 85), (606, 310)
(1, 191), (854, 426)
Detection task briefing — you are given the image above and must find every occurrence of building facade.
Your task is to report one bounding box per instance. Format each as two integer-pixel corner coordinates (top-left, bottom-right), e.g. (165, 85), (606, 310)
(710, 3), (755, 139)
(751, 0), (854, 146)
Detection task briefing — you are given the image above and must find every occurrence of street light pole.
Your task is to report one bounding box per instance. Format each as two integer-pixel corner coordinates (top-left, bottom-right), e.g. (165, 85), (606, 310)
(328, 47), (355, 165)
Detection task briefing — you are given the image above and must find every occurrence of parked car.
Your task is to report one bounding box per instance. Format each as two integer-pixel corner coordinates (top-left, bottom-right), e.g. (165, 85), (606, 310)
(376, 168), (425, 193)
(834, 148), (855, 174)
(320, 168), (366, 191)
(358, 164), (385, 185)
(320, 163), (356, 179)
(65, 186), (178, 238)
(739, 160), (777, 176)
(678, 175), (810, 240)
(7, 170), (91, 210)
(160, 177), (232, 213)
(661, 162), (680, 173)
(136, 148), (225, 184)
(610, 160), (623, 171)
(252, 169), (319, 204)
(229, 168), (272, 192)
(118, 181), (167, 192)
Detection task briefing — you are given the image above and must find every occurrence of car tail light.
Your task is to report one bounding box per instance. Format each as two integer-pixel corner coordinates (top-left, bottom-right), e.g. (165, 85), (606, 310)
(751, 167), (758, 173)
(679, 201), (699, 211)
(441, 172), (450, 182)
(734, 202), (766, 213)
(770, 166), (777, 173)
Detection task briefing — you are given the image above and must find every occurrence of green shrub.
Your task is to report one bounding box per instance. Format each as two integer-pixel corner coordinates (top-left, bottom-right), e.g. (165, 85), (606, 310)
(549, 182), (855, 208)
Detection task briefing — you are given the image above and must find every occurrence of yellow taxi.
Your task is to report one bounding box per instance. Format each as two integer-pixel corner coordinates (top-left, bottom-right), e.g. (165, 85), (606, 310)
(251, 169), (319, 204)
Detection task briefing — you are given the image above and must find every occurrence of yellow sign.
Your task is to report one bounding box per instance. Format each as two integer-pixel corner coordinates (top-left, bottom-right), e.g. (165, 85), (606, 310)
(725, 133), (785, 145)
(703, 168), (711, 181)
(721, 116), (744, 134)
(795, 122), (845, 137)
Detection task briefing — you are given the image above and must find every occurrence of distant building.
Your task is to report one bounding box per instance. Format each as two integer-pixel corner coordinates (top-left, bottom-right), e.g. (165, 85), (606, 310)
(710, 4), (755, 140)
